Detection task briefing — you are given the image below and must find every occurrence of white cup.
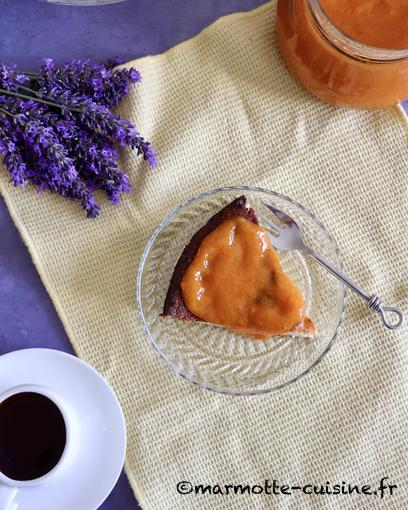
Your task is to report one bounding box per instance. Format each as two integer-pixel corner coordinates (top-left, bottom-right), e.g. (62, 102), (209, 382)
(0, 385), (78, 510)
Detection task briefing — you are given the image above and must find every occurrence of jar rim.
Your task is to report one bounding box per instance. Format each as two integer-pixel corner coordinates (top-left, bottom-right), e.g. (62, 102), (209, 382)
(307, 0), (408, 63)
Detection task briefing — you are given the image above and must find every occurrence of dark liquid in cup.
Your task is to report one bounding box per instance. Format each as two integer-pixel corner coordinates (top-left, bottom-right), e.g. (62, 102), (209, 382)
(0, 392), (66, 481)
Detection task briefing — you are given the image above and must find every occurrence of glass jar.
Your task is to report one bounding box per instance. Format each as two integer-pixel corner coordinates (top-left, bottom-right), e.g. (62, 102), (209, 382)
(276, 0), (408, 109)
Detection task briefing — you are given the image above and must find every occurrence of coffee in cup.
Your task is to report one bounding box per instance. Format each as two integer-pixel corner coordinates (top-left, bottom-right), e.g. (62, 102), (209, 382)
(0, 385), (77, 510)
(0, 391), (66, 481)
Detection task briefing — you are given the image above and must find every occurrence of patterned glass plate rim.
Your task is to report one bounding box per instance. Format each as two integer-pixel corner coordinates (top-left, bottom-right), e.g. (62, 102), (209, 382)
(136, 185), (347, 395)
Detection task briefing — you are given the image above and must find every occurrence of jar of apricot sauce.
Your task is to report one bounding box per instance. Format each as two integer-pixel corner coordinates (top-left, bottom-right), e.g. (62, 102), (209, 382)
(277, 0), (408, 109)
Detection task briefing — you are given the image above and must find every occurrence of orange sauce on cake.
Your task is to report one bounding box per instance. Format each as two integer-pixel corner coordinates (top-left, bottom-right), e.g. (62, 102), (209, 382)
(180, 216), (307, 340)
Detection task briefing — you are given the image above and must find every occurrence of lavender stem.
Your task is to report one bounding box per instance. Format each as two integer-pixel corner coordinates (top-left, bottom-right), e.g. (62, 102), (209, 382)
(17, 84), (76, 111)
(18, 84), (45, 96)
(21, 71), (39, 78)
(0, 88), (82, 113)
(0, 106), (14, 118)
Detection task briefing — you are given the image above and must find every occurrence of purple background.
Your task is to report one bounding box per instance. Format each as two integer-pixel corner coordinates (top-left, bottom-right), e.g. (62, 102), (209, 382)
(0, 0), (266, 508)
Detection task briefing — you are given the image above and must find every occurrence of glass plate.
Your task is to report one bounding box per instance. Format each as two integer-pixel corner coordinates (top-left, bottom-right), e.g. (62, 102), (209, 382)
(137, 186), (346, 395)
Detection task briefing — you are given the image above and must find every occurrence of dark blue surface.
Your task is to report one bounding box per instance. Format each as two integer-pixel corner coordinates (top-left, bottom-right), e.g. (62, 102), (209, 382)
(0, 0), (266, 508)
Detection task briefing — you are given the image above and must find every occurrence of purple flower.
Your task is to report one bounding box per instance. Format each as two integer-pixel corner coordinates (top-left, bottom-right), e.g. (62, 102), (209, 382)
(41, 58), (54, 72)
(0, 120), (28, 187)
(16, 115), (78, 187)
(0, 103), (98, 217)
(106, 57), (125, 68)
(38, 58), (142, 108)
(0, 64), (29, 91)
(59, 180), (100, 219)
(45, 92), (158, 168)
(62, 125), (132, 204)
(0, 58), (155, 218)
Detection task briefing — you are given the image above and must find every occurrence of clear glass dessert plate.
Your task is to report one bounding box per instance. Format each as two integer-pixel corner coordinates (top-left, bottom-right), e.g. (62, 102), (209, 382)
(137, 186), (346, 395)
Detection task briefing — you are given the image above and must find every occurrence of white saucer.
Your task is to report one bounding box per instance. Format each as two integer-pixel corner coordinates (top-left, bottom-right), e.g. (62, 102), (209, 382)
(0, 348), (126, 510)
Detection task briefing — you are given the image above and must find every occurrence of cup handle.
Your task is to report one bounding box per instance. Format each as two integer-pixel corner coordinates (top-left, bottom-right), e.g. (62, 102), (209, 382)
(0, 485), (18, 510)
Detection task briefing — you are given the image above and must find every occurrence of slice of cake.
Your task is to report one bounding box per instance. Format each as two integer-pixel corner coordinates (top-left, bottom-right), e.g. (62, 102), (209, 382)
(162, 196), (316, 340)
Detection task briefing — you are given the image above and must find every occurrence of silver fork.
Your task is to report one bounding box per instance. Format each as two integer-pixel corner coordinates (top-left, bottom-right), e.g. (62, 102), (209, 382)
(260, 203), (404, 330)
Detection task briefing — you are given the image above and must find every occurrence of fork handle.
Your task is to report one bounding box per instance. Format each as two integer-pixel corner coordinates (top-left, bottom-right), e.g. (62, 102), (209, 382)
(309, 251), (404, 330)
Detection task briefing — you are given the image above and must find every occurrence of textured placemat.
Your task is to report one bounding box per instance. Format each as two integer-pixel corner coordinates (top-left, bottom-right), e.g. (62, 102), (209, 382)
(1, 2), (408, 509)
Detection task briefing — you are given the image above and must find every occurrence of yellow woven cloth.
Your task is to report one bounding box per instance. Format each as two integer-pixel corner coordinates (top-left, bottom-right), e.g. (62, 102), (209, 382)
(1, 2), (408, 509)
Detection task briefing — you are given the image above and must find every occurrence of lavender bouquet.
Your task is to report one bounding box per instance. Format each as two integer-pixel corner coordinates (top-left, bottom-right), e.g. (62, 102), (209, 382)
(0, 59), (156, 218)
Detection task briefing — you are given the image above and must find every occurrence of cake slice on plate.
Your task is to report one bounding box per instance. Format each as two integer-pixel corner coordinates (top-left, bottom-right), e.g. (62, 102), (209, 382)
(162, 196), (316, 340)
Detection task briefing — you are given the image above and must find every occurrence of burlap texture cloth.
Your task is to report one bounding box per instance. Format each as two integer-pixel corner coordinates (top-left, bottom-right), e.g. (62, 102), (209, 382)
(1, 2), (407, 509)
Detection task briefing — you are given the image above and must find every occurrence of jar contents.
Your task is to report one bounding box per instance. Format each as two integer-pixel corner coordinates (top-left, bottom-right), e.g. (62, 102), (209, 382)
(277, 0), (408, 109)
(180, 216), (313, 340)
(320, 0), (408, 49)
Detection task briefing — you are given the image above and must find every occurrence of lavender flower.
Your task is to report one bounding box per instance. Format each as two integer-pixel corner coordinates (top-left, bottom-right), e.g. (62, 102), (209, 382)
(75, 101), (156, 166)
(58, 180), (100, 219)
(61, 125), (132, 204)
(0, 120), (28, 187)
(0, 58), (156, 218)
(38, 58), (141, 108)
(0, 64), (28, 92)
(33, 84), (157, 168)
